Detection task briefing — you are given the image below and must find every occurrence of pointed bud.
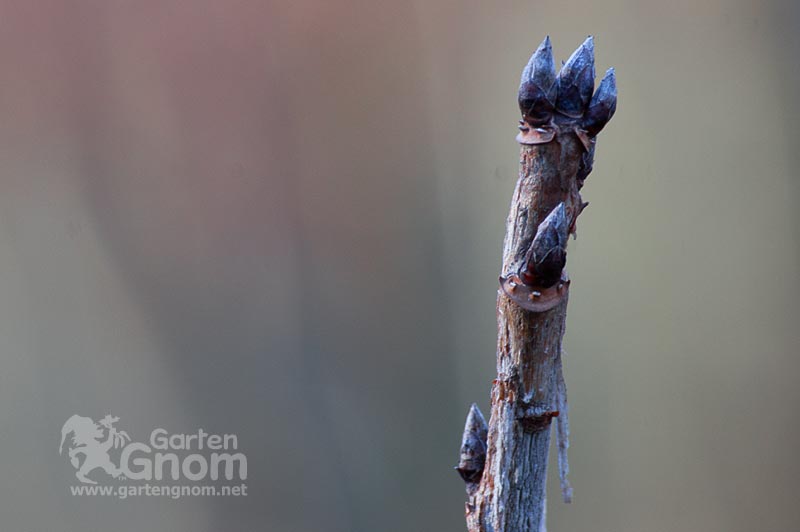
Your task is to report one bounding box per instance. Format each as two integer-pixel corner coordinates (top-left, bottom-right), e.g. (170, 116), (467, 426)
(556, 36), (595, 117)
(519, 36), (557, 100)
(520, 203), (569, 288)
(456, 403), (488, 484)
(583, 68), (617, 136)
(518, 36), (557, 125)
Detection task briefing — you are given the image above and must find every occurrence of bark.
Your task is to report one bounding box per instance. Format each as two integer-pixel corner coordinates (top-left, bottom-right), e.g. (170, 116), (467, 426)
(457, 36), (616, 532)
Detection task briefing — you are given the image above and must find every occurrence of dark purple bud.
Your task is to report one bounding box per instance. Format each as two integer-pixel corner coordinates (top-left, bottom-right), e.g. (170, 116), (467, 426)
(583, 68), (617, 136)
(520, 203), (569, 288)
(520, 36), (557, 101)
(456, 403), (488, 485)
(518, 36), (557, 125)
(556, 36), (595, 118)
(518, 83), (554, 125)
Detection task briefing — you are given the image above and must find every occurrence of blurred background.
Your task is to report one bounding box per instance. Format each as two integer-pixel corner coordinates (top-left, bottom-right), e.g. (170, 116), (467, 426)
(0, 1), (798, 531)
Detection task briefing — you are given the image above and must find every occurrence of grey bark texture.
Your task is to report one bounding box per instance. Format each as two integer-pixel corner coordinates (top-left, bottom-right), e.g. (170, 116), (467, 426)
(458, 36), (616, 532)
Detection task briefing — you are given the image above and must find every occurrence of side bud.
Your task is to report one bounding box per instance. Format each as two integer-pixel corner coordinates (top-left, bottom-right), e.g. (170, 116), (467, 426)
(583, 68), (617, 136)
(519, 203), (569, 288)
(456, 403), (488, 486)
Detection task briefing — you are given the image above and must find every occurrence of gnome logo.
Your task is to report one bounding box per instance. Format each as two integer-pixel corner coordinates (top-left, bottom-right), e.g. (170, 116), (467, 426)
(58, 414), (131, 484)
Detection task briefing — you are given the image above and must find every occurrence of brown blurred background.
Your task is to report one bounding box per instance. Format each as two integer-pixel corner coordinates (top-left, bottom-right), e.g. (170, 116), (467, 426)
(0, 1), (798, 531)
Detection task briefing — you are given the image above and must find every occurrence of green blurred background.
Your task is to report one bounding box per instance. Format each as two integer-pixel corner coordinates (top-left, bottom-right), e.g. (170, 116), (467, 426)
(0, 1), (798, 531)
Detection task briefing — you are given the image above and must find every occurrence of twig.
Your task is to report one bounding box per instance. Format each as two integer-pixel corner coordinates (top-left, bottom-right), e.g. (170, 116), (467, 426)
(457, 36), (616, 532)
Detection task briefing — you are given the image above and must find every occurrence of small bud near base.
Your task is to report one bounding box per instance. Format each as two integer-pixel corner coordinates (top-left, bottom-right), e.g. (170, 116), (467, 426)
(456, 404), (489, 487)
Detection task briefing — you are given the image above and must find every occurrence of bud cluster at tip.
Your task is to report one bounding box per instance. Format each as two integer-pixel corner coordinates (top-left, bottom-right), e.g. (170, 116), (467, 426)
(519, 203), (569, 288)
(518, 36), (617, 136)
(456, 403), (488, 484)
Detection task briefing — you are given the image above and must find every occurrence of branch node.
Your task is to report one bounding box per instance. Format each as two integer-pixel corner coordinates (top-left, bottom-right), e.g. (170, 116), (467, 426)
(516, 400), (560, 433)
(499, 273), (570, 313)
